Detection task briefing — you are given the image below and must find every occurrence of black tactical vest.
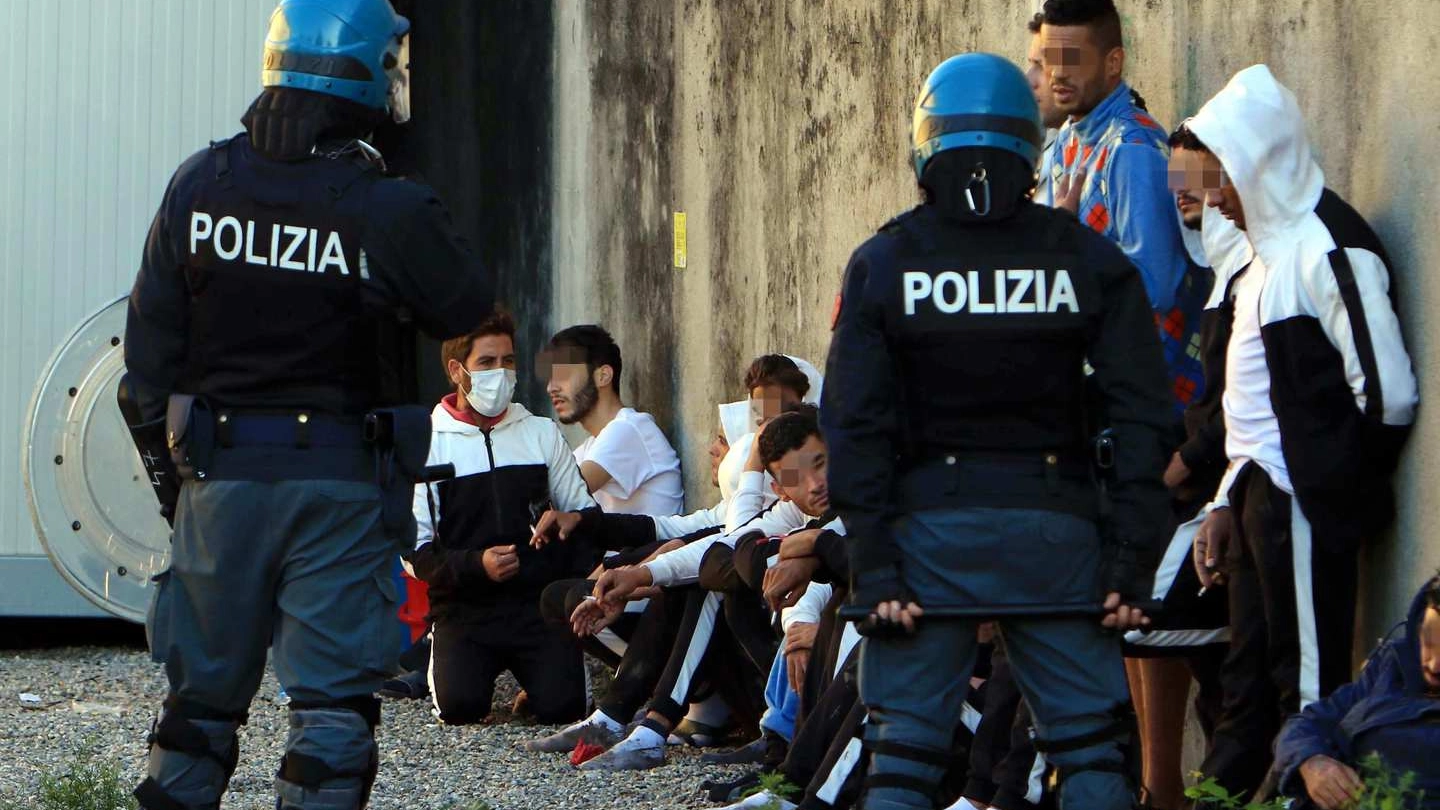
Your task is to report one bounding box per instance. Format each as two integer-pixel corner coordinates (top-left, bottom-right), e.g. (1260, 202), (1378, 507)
(176, 136), (389, 416)
(882, 205), (1100, 468)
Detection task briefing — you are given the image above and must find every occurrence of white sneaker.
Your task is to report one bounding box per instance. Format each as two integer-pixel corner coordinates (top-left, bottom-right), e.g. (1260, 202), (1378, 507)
(523, 714), (620, 753)
(578, 726), (666, 771)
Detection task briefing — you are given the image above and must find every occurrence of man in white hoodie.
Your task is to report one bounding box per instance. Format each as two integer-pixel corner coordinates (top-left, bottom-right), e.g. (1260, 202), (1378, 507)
(409, 312), (602, 726)
(1184, 65), (1418, 798)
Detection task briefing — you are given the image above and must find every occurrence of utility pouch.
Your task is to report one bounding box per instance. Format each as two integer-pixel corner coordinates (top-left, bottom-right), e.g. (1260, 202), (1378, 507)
(117, 374), (181, 525)
(165, 394), (215, 481)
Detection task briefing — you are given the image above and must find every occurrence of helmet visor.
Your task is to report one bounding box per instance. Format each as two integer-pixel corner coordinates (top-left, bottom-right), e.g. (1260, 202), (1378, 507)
(387, 34), (411, 124)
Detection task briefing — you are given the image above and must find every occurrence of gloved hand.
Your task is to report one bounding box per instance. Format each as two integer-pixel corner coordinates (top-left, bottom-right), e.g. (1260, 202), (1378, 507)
(849, 565), (923, 638)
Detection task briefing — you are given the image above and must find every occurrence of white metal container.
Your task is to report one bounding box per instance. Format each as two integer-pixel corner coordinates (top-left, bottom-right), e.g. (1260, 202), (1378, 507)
(4, 0), (275, 617)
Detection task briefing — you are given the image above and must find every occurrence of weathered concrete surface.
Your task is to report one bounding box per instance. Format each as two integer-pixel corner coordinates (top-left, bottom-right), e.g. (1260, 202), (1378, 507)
(548, 0), (1439, 643)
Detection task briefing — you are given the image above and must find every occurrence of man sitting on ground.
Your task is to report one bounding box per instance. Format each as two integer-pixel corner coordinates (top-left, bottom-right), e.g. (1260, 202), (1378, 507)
(528, 409), (835, 770)
(528, 353), (816, 668)
(1273, 572), (1440, 809)
(543, 324), (684, 516)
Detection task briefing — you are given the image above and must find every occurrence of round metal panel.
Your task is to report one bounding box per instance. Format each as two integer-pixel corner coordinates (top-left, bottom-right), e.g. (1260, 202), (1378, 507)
(23, 296), (170, 622)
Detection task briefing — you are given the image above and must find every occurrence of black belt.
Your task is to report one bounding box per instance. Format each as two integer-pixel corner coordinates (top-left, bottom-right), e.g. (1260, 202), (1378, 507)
(901, 451), (1090, 483)
(216, 411), (368, 450)
(895, 451), (1097, 518)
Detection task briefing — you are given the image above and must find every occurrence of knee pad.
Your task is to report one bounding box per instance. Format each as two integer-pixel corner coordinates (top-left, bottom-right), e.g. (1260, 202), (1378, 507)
(276, 697), (381, 810)
(860, 727), (952, 807)
(134, 696), (244, 810)
(1032, 704), (1139, 792)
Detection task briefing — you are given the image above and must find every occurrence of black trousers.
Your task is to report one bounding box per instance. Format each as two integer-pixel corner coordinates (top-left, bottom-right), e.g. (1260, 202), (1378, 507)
(539, 577), (643, 669)
(429, 608), (587, 725)
(1199, 463), (1359, 797)
(597, 586), (691, 722)
(646, 586), (774, 725)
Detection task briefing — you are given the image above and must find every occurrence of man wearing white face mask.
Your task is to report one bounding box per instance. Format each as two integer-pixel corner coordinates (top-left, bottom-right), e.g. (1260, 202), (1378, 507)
(409, 311), (602, 726)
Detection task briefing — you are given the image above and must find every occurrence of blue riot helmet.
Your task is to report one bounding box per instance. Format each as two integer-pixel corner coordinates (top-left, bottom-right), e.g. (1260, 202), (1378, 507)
(911, 54), (1044, 215)
(262, 0), (412, 122)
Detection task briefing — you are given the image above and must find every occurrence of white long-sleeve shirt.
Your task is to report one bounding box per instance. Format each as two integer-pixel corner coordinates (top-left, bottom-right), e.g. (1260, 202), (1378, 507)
(644, 496), (811, 587)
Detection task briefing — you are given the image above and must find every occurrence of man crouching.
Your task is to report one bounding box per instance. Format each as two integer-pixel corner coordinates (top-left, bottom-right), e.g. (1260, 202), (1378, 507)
(410, 311), (602, 725)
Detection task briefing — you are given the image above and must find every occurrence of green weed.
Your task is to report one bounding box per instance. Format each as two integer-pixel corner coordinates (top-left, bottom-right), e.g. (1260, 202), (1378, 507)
(0, 740), (136, 810)
(741, 770), (801, 810)
(1185, 754), (1425, 810)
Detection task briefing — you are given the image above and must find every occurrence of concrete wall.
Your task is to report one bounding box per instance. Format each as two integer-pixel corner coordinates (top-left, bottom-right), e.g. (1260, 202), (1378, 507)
(547, 0), (1438, 643)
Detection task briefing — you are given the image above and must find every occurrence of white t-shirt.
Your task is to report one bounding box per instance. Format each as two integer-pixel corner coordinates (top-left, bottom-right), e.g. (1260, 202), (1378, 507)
(573, 407), (685, 515)
(1222, 258), (1292, 494)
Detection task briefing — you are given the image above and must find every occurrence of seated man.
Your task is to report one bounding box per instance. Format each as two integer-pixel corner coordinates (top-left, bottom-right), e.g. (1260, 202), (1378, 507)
(530, 354), (818, 665)
(717, 612), (998, 810)
(560, 408), (837, 771)
(1273, 573), (1440, 810)
(409, 312), (601, 725)
(543, 324), (684, 515)
(529, 409), (835, 760)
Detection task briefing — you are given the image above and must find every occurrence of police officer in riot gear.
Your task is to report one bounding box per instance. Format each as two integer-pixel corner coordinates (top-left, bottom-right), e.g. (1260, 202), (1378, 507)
(821, 53), (1172, 810)
(122, 1), (493, 808)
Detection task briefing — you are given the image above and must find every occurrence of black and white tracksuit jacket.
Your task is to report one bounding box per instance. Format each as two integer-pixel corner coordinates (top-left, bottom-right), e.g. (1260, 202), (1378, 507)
(1188, 66), (1419, 548)
(409, 401), (600, 622)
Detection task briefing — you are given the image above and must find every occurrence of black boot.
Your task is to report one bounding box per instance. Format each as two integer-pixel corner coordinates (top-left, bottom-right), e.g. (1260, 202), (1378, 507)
(378, 668), (429, 701)
(701, 730), (788, 765)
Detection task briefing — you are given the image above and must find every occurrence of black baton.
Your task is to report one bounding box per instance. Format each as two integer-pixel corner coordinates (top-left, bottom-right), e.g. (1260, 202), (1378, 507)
(838, 600), (1164, 637)
(418, 463), (456, 483)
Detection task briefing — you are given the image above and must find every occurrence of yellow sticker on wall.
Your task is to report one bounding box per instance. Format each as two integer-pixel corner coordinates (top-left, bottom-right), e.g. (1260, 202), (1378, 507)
(673, 212), (687, 269)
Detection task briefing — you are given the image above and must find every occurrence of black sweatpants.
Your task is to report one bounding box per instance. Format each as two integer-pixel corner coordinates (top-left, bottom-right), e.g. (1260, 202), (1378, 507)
(1199, 463), (1359, 797)
(647, 586), (774, 725)
(596, 586), (690, 722)
(962, 644), (1054, 810)
(429, 608), (587, 725)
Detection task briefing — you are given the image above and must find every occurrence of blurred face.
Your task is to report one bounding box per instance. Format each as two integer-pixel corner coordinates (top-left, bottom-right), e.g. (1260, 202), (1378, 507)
(545, 362), (600, 425)
(1041, 24), (1122, 119)
(707, 432), (729, 487)
(1192, 149), (1246, 231)
(1167, 147), (1208, 230)
(1027, 33), (1065, 130)
(1421, 606), (1440, 696)
(448, 334), (516, 394)
(749, 384), (802, 430)
(768, 435), (830, 517)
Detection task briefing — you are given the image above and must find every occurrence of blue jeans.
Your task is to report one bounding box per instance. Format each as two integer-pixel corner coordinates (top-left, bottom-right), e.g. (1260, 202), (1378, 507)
(858, 507), (1133, 810)
(760, 646), (800, 742)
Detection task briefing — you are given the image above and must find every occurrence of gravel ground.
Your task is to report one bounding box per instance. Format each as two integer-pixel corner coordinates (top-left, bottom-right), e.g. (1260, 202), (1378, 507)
(0, 647), (752, 809)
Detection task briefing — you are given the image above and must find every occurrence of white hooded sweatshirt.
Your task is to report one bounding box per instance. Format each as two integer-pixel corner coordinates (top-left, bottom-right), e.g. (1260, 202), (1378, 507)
(1188, 66), (1417, 526)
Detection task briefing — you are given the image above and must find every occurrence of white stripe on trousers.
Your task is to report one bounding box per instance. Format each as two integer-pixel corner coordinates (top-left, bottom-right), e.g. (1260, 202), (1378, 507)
(427, 630), (441, 719)
(1290, 497), (1321, 709)
(670, 591), (723, 706)
(1151, 511), (1207, 601)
